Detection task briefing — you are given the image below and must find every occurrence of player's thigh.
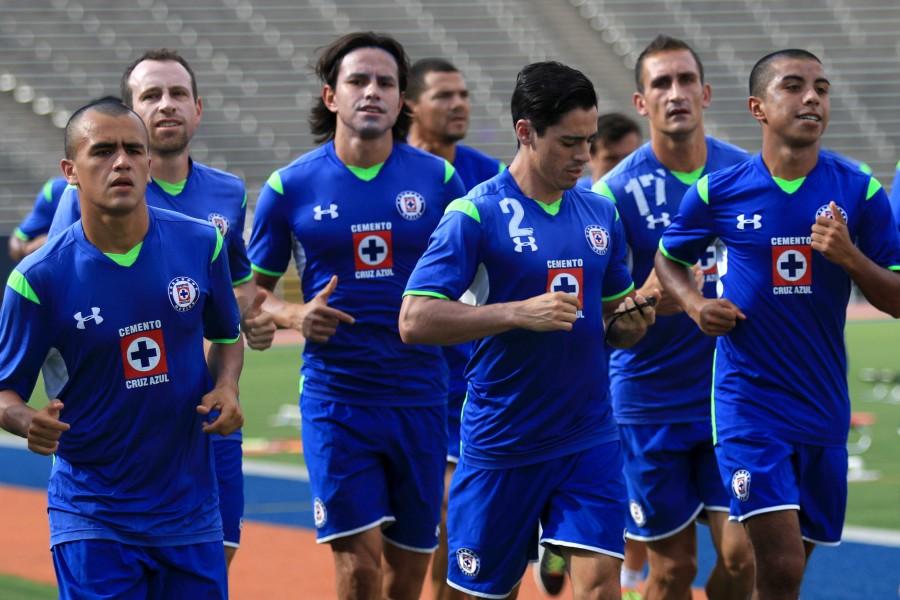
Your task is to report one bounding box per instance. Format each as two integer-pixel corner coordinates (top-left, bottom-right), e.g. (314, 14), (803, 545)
(300, 397), (392, 542)
(148, 541), (228, 600)
(52, 539), (149, 600)
(446, 460), (551, 598)
(382, 404), (447, 553)
(212, 436), (244, 549)
(567, 548), (623, 600)
(796, 443), (847, 545)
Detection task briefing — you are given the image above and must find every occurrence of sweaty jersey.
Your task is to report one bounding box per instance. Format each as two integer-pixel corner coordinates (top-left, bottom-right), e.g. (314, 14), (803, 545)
(596, 138), (748, 423)
(405, 169), (634, 468)
(50, 160), (251, 286)
(14, 177), (69, 241)
(659, 152), (900, 446)
(0, 207), (240, 546)
(249, 141), (466, 406)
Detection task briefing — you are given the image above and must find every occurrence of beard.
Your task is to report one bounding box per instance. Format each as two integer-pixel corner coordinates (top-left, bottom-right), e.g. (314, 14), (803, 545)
(151, 131), (190, 157)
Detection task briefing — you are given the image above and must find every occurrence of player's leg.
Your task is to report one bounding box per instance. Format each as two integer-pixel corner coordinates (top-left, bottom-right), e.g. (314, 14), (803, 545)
(212, 436), (244, 570)
(620, 539), (647, 592)
(431, 461), (465, 600)
(332, 528), (385, 599)
(148, 541), (228, 600)
(644, 526), (697, 599)
(566, 549), (622, 600)
(744, 510), (805, 600)
(705, 512), (754, 600)
(52, 540), (149, 600)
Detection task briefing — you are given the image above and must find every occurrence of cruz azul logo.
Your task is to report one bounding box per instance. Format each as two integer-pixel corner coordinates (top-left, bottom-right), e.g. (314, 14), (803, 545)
(207, 213), (229, 235)
(168, 277), (200, 312)
(119, 320), (169, 389)
(546, 259), (584, 319)
(771, 236), (812, 295)
(584, 225), (610, 255)
(351, 222), (394, 279)
(395, 191), (426, 221)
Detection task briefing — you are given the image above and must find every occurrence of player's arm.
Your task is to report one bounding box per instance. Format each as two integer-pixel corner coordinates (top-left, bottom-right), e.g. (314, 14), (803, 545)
(602, 293), (656, 348)
(254, 272), (354, 343)
(0, 391), (69, 456)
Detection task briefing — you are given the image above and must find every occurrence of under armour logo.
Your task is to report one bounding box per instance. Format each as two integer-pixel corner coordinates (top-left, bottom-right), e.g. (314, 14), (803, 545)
(313, 204), (339, 220)
(736, 213), (762, 230)
(646, 212), (671, 230)
(512, 236), (538, 253)
(74, 307), (103, 329)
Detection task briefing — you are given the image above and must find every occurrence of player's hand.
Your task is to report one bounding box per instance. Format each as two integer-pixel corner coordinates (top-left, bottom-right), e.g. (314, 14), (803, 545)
(811, 201), (855, 268)
(241, 290), (276, 351)
(197, 383), (243, 436)
(27, 400), (70, 456)
(690, 298), (746, 336)
(638, 268), (684, 316)
(609, 294), (656, 334)
(512, 291), (581, 332)
(298, 275), (355, 343)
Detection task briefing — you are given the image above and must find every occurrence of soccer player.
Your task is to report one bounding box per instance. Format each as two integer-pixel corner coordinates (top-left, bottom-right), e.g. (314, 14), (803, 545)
(405, 55), (505, 600)
(592, 35), (754, 600)
(576, 112), (642, 189)
(248, 32), (466, 600)
(400, 60), (655, 600)
(890, 161), (900, 225)
(0, 98), (243, 598)
(46, 49), (274, 568)
(656, 49), (900, 600)
(7, 176), (69, 261)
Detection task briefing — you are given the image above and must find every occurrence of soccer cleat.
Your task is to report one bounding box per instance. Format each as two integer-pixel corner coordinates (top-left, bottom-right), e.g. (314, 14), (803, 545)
(534, 544), (567, 596)
(621, 591), (643, 600)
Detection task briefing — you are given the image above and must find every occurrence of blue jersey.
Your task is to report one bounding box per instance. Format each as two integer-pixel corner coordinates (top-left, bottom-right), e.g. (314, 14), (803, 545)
(891, 160), (900, 226)
(0, 207), (240, 546)
(659, 152), (900, 446)
(596, 138), (748, 424)
(249, 141), (466, 406)
(405, 169), (634, 468)
(576, 175), (593, 189)
(50, 160), (251, 286)
(14, 177), (69, 241)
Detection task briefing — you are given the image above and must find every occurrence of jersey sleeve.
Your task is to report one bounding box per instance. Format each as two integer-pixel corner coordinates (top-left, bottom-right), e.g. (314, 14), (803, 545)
(601, 210), (635, 302)
(227, 185), (252, 286)
(204, 230), (241, 343)
(48, 187), (81, 238)
(659, 176), (717, 266)
(440, 161), (468, 212)
(0, 270), (54, 400)
(247, 172), (293, 278)
(856, 181), (900, 271)
(890, 163), (900, 230)
(405, 199), (483, 301)
(17, 180), (65, 239)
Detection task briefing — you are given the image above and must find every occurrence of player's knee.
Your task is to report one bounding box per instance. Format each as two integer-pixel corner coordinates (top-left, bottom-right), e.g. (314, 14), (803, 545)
(756, 550), (804, 592)
(654, 553), (697, 588)
(720, 541), (754, 581)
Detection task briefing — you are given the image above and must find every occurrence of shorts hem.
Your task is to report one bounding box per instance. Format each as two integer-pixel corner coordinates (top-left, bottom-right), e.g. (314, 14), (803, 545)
(316, 516), (396, 544)
(382, 534), (437, 554)
(736, 504), (800, 522)
(446, 455), (460, 464)
(540, 537), (625, 560)
(446, 579), (518, 599)
(703, 505), (730, 513)
(625, 503), (704, 542)
(223, 541), (240, 549)
(802, 535), (841, 547)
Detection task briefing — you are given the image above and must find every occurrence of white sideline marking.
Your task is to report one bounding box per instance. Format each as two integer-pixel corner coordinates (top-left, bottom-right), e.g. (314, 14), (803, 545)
(842, 526), (900, 547)
(242, 459), (309, 481)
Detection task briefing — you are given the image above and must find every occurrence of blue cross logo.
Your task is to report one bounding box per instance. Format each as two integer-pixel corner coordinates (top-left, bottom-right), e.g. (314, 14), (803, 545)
(360, 237), (387, 264)
(130, 339), (158, 368)
(779, 251), (806, 280)
(553, 275), (578, 294)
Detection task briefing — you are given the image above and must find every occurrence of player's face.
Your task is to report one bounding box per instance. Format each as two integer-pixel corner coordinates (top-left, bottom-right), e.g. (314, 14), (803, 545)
(128, 59), (202, 157)
(527, 106), (598, 191)
(409, 71), (470, 143)
(634, 50), (710, 138)
(324, 47), (403, 141)
(590, 131), (641, 180)
(61, 111), (150, 216)
(750, 58), (830, 148)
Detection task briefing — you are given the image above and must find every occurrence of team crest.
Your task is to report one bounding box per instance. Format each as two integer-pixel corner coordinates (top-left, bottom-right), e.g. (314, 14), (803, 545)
(771, 246), (812, 286)
(629, 500), (646, 527)
(731, 469), (752, 502)
(456, 548), (480, 577)
(313, 497), (327, 528)
(207, 213), (229, 235)
(396, 190), (426, 220)
(584, 225), (610, 255)
(168, 276), (200, 312)
(815, 204), (848, 223)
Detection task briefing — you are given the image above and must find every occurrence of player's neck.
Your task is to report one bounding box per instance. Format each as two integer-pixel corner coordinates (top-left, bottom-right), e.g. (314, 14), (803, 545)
(333, 128), (393, 168)
(81, 204), (150, 254)
(407, 127), (457, 163)
(508, 154), (562, 204)
(762, 139), (820, 180)
(151, 150), (191, 183)
(650, 128), (707, 173)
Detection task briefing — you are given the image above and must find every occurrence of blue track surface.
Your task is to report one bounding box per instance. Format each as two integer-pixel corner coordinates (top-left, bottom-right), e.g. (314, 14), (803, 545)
(2, 444), (898, 598)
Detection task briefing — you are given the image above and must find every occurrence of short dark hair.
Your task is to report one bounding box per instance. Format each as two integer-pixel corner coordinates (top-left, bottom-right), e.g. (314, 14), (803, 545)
(407, 57), (459, 102)
(510, 61), (597, 137)
(309, 31), (411, 143)
(749, 49), (822, 97)
(64, 97), (147, 158)
(591, 112), (641, 155)
(120, 48), (198, 107)
(634, 35), (705, 92)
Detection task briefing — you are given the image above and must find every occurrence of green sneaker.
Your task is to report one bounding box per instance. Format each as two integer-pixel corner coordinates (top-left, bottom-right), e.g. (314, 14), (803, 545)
(534, 545), (567, 596)
(622, 590), (643, 600)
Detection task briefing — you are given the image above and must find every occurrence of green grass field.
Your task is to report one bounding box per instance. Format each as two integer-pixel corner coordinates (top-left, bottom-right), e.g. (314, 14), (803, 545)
(0, 575), (56, 600)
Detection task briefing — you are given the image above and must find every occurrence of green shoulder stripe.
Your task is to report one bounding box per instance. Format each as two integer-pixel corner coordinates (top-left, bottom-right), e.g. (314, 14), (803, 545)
(697, 175), (710, 204)
(7, 269), (40, 304)
(498, 161), (507, 174)
(658, 239), (694, 268)
(403, 290), (450, 300)
(444, 160), (457, 184)
(266, 171), (284, 195)
(445, 198), (480, 223)
(592, 180), (617, 204)
(865, 177), (883, 200)
(602, 282), (635, 302)
(42, 179), (55, 202)
(212, 229), (224, 263)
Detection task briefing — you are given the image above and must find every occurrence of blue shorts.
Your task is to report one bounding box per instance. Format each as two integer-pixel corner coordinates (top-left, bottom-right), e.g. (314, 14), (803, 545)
(213, 437), (244, 548)
(620, 421), (729, 541)
(52, 539), (226, 599)
(447, 442), (626, 598)
(301, 394), (446, 551)
(715, 434), (847, 545)
(447, 392), (465, 463)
